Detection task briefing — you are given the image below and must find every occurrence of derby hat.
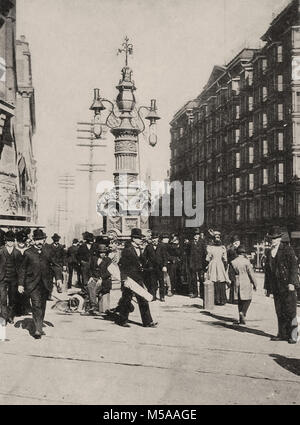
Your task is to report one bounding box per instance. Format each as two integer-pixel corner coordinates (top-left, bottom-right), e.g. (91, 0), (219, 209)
(268, 226), (283, 239)
(51, 233), (61, 242)
(160, 232), (169, 239)
(83, 232), (94, 242)
(131, 228), (143, 239)
(72, 238), (79, 244)
(32, 229), (46, 240)
(16, 231), (28, 243)
(151, 230), (159, 238)
(5, 230), (15, 242)
(231, 234), (240, 243)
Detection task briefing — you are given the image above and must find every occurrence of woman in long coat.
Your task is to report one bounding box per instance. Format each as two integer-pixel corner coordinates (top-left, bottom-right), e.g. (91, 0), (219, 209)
(231, 245), (257, 324)
(206, 232), (230, 305)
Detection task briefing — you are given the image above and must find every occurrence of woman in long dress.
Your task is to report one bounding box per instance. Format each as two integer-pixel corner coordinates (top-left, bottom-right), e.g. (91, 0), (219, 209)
(206, 231), (230, 305)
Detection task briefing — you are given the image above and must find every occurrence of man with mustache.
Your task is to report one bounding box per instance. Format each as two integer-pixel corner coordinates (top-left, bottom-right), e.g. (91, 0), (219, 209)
(18, 229), (63, 339)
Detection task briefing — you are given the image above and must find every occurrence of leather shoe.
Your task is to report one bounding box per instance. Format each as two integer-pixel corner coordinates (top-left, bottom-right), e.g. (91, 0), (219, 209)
(160, 298), (165, 302)
(288, 338), (297, 344)
(33, 331), (42, 339)
(143, 321), (158, 328)
(270, 336), (286, 341)
(117, 321), (130, 328)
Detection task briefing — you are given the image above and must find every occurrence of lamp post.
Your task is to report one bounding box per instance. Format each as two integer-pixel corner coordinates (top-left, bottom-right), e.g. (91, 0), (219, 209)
(89, 36), (161, 238)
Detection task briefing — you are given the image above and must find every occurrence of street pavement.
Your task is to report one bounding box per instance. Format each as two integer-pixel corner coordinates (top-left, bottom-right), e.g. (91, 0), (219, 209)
(0, 273), (299, 405)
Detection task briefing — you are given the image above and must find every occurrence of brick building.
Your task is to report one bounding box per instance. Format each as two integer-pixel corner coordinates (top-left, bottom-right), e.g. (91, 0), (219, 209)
(169, 0), (300, 250)
(0, 0), (38, 228)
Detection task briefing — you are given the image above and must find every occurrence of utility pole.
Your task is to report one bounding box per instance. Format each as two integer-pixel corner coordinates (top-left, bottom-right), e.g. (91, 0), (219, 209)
(58, 174), (75, 245)
(76, 121), (107, 230)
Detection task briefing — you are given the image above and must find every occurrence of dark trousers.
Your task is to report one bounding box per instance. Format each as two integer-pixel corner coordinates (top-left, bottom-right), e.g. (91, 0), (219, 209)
(189, 270), (204, 297)
(68, 263), (82, 288)
(8, 282), (18, 320)
(158, 270), (166, 300)
(0, 281), (9, 321)
(167, 263), (179, 294)
(118, 285), (153, 326)
(144, 270), (158, 299)
(81, 262), (90, 288)
(238, 299), (251, 317)
(29, 282), (49, 334)
(273, 291), (297, 340)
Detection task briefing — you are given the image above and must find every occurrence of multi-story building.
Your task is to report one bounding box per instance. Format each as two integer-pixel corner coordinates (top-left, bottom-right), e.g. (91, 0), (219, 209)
(0, 0), (38, 228)
(169, 0), (300, 251)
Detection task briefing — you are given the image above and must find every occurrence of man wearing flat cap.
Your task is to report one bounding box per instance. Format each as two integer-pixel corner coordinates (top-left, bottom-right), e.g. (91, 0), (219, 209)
(117, 228), (157, 327)
(18, 229), (63, 339)
(264, 226), (300, 344)
(0, 231), (23, 325)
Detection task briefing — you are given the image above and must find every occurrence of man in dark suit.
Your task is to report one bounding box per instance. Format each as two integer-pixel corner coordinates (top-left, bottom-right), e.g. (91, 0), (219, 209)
(116, 228), (157, 328)
(77, 232), (95, 289)
(167, 234), (181, 296)
(0, 231), (23, 325)
(143, 231), (162, 300)
(67, 238), (81, 288)
(18, 229), (63, 339)
(189, 228), (206, 298)
(264, 226), (300, 344)
(50, 233), (67, 292)
(15, 230), (31, 316)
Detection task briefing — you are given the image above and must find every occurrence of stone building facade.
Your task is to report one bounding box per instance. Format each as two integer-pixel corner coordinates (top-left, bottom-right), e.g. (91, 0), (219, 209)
(0, 0), (37, 226)
(169, 0), (300, 250)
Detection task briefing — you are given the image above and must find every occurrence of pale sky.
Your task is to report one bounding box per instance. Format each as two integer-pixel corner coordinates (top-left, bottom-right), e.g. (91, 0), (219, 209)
(16, 0), (290, 233)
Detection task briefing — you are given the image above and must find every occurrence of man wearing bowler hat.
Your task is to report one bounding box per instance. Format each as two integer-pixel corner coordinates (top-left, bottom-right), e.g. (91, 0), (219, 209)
(67, 238), (81, 289)
(15, 230), (31, 316)
(264, 226), (300, 344)
(0, 231), (23, 325)
(116, 228), (157, 327)
(50, 233), (67, 292)
(18, 229), (63, 339)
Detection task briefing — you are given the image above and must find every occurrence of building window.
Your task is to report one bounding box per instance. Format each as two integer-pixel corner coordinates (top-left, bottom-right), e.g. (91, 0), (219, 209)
(277, 45), (283, 63)
(232, 79), (240, 95)
(236, 152), (240, 168)
(278, 75), (283, 92)
(236, 177), (240, 192)
(248, 96), (253, 112)
(235, 128), (240, 143)
(278, 195), (284, 217)
(296, 193), (300, 216)
(262, 58), (268, 73)
(263, 168), (268, 185)
(262, 87), (268, 101)
(295, 92), (300, 113)
(249, 146), (254, 163)
(278, 132), (284, 150)
(278, 104), (283, 121)
(179, 127), (184, 137)
(263, 139), (268, 156)
(249, 174), (254, 190)
(249, 121), (253, 137)
(235, 105), (240, 119)
(263, 113), (268, 128)
(236, 204), (241, 222)
(278, 163), (284, 183)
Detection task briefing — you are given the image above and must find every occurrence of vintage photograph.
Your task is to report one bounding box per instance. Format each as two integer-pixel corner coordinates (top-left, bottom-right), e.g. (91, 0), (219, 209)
(0, 0), (299, 406)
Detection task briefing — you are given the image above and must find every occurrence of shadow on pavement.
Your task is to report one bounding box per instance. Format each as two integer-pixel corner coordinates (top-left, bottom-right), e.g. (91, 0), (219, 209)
(15, 318), (54, 336)
(182, 304), (204, 310)
(99, 311), (143, 327)
(200, 311), (236, 323)
(202, 319), (274, 339)
(270, 354), (300, 376)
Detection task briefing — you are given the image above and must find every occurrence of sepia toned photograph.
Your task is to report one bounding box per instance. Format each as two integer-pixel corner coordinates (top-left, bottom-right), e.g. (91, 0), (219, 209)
(0, 0), (299, 408)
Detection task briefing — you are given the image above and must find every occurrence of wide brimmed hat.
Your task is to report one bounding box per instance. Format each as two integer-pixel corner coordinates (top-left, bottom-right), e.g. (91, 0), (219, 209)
(231, 234), (240, 243)
(268, 226), (283, 239)
(51, 233), (61, 242)
(16, 231), (28, 243)
(5, 231), (15, 242)
(83, 232), (94, 242)
(160, 232), (169, 239)
(131, 228), (143, 239)
(237, 245), (246, 255)
(151, 230), (159, 238)
(32, 229), (47, 240)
